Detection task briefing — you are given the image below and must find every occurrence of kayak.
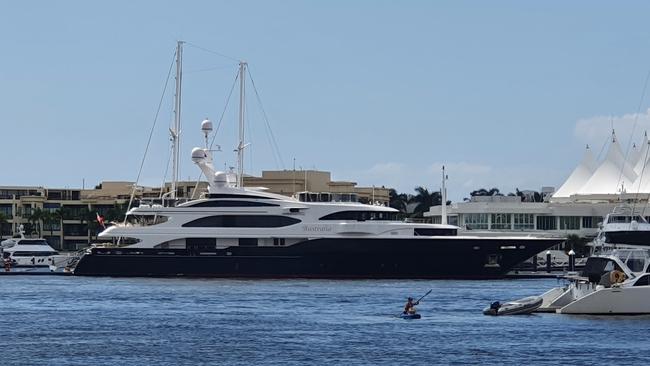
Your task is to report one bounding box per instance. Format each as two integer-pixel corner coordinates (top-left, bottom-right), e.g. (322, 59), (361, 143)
(400, 313), (421, 319)
(483, 296), (542, 316)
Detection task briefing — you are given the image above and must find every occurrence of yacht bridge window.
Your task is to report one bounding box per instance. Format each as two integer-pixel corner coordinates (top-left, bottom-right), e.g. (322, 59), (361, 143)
(18, 239), (50, 246)
(608, 215), (647, 224)
(319, 210), (399, 221)
(298, 192), (358, 203)
(127, 215), (169, 226)
(182, 215), (301, 228)
(11, 251), (58, 257)
(186, 200), (279, 208)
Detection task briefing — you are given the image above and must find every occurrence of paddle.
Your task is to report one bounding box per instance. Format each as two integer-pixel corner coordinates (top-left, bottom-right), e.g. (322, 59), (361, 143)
(396, 289), (433, 317)
(415, 289), (433, 303)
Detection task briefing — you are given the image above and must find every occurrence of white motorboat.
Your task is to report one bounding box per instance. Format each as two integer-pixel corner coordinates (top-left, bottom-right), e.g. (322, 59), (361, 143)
(593, 206), (650, 248)
(537, 247), (650, 314)
(1, 225), (70, 269)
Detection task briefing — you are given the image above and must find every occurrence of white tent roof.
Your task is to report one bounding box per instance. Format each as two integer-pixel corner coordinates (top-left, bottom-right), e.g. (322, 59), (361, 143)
(576, 132), (637, 195)
(633, 132), (650, 176)
(552, 145), (596, 199)
(628, 142), (641, 169)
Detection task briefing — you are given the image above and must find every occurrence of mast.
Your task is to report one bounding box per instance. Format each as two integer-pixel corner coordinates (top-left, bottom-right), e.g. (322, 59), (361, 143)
(171, 40), (184, 198)
(441, 165), (448, 225)
(236, 61), (247, 188)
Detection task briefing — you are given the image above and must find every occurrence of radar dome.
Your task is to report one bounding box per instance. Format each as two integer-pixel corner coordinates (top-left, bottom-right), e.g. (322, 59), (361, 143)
(191, 147), (207, 162)
(201, 118), (213, 134)
(214, 171), (228, 187)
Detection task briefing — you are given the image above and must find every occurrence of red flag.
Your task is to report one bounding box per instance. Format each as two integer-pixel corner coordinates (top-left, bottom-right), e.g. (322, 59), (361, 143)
(96, 213), (106, 229)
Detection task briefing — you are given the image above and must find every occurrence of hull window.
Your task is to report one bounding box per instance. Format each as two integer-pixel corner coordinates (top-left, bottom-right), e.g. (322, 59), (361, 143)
(414, 228), (457, 236)
(239, 238), (258, 247)
(186, 238), (217, 251)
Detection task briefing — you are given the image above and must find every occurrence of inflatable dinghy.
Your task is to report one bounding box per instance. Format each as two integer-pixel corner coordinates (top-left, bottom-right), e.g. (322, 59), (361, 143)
(483, 296), (542, 316)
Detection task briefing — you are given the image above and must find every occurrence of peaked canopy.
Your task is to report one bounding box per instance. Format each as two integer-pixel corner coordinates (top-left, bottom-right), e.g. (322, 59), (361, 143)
(576, 133), (637, 195)
(552, 145), (596, 199)
(633, 133), (650, 176)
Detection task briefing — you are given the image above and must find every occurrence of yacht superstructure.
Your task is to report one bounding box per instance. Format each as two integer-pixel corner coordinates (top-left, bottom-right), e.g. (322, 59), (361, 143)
(72, 123), (562, 277)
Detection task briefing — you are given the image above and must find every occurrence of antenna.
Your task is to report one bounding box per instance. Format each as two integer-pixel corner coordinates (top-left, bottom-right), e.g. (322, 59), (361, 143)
(441, 165), (448, 225)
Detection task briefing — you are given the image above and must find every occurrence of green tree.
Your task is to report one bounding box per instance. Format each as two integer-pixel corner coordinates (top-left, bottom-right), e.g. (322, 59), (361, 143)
(565, 234), (589, 257)
(0, 212), (8, 236)
(388, 189), (409, 213)
(28, 208), (46, 237)
(42, 210), (55, 237)
(409, 186), (443, 218)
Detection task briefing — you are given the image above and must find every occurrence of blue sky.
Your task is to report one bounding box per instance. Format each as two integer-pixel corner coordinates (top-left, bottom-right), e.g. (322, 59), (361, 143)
(3, 1), (650, 201)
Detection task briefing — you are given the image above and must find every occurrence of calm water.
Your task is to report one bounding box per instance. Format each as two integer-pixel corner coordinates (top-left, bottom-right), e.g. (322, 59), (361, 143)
(2, 276), (649, 365)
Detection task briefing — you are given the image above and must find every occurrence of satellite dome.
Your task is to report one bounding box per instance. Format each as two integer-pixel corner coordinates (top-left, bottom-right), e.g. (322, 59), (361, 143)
(214, 171), (228, 187)
(191, 147), (207, 162)
(201, 118), (213, 134)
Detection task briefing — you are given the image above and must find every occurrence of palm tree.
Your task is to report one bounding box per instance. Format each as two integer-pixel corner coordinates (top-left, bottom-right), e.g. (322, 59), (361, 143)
(388, 189), (408, 213)
(28, 208), (46, 237)
(0, 212), (8, 237)
(409, 186), (442, 218)
(42, 211), (54, 238)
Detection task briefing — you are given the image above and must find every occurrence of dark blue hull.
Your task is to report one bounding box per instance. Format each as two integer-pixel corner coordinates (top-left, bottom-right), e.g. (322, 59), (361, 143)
(72, 237), (562, 279)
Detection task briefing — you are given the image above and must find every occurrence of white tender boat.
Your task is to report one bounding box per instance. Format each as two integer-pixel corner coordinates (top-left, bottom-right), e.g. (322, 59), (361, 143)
(483, 296), (542, 316)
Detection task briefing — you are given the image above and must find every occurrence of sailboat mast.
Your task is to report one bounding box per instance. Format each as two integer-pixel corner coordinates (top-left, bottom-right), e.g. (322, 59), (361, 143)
(171, 40), (184, 199)
(237, 61), (247, 188)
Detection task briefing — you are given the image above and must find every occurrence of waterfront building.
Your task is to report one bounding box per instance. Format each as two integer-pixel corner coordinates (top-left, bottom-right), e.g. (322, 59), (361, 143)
(426, 131), (650, 239)
(0, 170), (389, 249)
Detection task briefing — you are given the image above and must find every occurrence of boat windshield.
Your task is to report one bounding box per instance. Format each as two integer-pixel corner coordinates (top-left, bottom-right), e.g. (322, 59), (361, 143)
(607, 215), (647, 224)
(612, 249), (649, 273)
(18, 239), (50, 246)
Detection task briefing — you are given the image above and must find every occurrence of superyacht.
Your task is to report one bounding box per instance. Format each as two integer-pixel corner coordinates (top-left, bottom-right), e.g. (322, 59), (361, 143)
(71, 42), (563, 278)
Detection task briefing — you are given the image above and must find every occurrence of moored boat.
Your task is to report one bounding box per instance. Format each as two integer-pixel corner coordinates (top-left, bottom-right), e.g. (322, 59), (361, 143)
(71, 42), (563, 279)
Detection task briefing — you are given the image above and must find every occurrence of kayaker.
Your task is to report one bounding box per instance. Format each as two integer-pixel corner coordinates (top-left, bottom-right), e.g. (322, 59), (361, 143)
(403, 297), (419, 314)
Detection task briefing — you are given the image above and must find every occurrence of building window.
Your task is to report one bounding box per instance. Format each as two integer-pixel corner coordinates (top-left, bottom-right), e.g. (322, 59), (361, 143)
(0, 204), (12, 217)
(536, 216), (556, 230)
(491, 214), (511, 230)
(43, 222), (61, 232)
(559, 216), (580, 230)
(448, 216), (459, 226)
(582, 216), (602, 229)
(513, 214), (534, 230)
(464, 213), (488, 230)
